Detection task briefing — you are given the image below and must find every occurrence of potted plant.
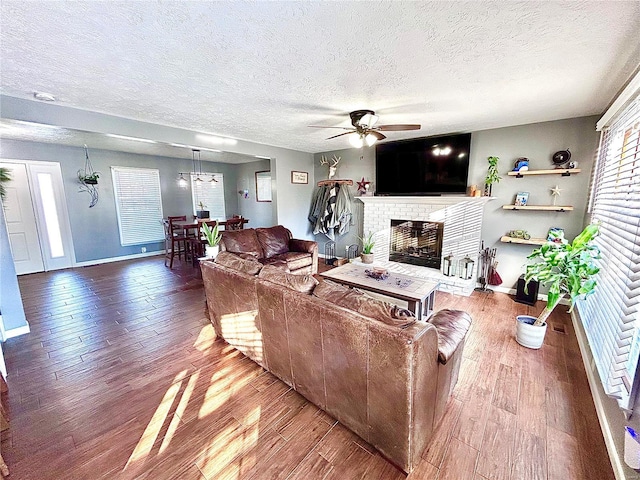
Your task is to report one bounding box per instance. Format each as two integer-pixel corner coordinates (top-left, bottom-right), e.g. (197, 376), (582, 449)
(78, 172), (100, 185)
(359, 231), (375, 264)
(201, 221), (222, 259)
(484, 156), (501, 196)
(196, 201), (209, 219)
(518, 223), (600, 349)
(0, 167), (11, 200)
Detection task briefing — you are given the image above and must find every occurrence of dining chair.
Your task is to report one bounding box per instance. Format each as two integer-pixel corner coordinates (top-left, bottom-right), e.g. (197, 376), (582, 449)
(225, 216), (245, 231)
(164, 216), (190, 268)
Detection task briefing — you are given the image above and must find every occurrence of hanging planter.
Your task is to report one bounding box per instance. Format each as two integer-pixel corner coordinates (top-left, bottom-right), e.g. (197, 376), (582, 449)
(77, 145), (100, 207)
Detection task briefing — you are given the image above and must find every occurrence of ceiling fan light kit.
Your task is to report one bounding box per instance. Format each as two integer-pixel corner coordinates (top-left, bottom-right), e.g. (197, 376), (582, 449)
(311, 109), (421, 148)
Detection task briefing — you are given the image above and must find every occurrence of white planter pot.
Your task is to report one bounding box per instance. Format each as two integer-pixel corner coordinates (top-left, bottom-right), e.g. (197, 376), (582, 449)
(515, 315), (547, 349)
(361, 253), (374, 264)
(205, 245), (219, 259)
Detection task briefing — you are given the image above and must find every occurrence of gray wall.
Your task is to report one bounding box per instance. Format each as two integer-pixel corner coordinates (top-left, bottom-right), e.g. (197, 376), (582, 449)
(236, 159), (274, 229)
(313, 116), (600, 289)
(1, 95), (315, 240)
(0, 139), (240, 262)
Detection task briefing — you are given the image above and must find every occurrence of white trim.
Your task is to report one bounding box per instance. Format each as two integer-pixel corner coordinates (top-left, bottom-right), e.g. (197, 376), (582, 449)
(73, 250), (164, 268)
(0, 315), (4, 342)
(597, 69), (640, 131)
(3, 324), (31, 340)
(358, 196), (495, 206)
(572, 310), (626, 480)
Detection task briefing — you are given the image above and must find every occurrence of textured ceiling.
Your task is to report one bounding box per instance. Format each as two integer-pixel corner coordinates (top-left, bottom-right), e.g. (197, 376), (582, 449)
(1, 1), (639, 154)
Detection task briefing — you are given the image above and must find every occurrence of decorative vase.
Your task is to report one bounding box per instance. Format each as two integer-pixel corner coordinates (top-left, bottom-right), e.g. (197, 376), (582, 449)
(515, 315), (547, 349)
(361, 253), (374, 264)
(205, 245), (219, 259)
(196, 210), (210, 219)
(484, 183), (492, 197)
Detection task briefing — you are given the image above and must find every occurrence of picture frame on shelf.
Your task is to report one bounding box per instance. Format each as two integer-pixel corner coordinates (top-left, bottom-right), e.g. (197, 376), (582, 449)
(515, 192), (529, 206)
(291, 171), (308, 184)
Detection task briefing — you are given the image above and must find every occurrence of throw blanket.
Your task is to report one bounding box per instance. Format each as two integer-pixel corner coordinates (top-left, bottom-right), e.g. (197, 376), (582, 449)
(308, 184), (353, 240)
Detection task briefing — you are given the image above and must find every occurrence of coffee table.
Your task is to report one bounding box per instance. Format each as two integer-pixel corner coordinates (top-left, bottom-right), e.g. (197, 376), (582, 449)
(320, 263), (439, 321)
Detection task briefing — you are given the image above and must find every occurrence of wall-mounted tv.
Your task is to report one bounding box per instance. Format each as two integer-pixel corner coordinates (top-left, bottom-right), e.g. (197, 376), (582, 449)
(375, 133), (471, 195)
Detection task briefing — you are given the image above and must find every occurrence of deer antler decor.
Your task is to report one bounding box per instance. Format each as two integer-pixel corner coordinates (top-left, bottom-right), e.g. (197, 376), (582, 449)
(320, 154), (341, 179)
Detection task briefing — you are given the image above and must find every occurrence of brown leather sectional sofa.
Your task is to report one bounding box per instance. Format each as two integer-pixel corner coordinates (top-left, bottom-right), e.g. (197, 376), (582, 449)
(219, 225), (318, 274)
(201, 257), (471, 473)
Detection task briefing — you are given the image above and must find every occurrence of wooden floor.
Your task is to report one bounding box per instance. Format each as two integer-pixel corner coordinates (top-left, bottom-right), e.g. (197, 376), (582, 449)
(1, 256), (613, 479)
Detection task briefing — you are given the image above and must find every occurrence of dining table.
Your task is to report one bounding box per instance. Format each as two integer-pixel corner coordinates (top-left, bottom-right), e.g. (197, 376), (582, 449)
(170, 218), (249, 236)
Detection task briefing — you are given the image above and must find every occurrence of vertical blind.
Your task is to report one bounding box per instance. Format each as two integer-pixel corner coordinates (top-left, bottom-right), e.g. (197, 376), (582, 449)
(580, 94), (640, 411)
(111, 167), (165, 246)
(191, 173), (226, 220)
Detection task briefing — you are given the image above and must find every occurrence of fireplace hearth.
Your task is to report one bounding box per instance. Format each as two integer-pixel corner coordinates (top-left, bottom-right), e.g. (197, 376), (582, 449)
(390, 220), (444, 269)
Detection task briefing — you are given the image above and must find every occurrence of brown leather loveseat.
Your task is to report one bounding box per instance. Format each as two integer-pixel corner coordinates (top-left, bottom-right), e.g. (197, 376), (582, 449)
(219, 225), (318, 275)
(201, 256), (471, 473)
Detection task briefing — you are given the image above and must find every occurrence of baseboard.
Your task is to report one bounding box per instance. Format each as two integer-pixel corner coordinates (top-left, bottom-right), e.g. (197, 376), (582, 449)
(571, 310), (626, 480)
(74, 250), (164, 268)
(477, 285), (571, 305)
(2, 324), (30, 340)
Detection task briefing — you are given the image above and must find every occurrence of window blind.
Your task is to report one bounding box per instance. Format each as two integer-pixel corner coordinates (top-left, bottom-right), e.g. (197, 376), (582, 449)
(191, 173), (226, 220)
(580, 94), (640, 411)
(111, 167), (165, 246)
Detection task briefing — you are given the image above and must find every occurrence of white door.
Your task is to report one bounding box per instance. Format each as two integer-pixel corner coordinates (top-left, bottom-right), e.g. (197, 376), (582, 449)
(0, 161), (75, 274)
(1, 162), (44, 274)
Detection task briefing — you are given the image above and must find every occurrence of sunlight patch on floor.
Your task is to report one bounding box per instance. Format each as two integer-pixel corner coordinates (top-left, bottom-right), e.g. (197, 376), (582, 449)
(159, 370), (200, 454)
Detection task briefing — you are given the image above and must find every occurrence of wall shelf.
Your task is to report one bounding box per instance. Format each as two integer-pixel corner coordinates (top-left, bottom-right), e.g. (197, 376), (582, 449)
(502, 205), (574, 212)
(500, 236), (547, 246)
(508, 168), (581, 178)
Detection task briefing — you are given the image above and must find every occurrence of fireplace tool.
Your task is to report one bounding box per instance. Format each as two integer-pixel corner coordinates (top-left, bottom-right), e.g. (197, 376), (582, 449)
(475, 242), (495, 293)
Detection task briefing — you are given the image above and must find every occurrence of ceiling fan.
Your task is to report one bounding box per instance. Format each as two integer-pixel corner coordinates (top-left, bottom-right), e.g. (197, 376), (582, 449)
(310, 109), (421, 148)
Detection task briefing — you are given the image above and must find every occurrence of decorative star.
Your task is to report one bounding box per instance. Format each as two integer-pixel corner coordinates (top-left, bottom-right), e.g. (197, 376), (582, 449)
(550, 185), (562, 205)
(357, 177), (371, 194)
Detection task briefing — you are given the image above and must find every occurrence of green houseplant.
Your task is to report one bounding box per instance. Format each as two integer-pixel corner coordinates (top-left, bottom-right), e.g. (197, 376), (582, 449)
(517, 223), (601, 348)
(196, 201), (209, 219)
(484, 156), (501, 196)
(201, 221), (222, 258)
(0, 167), (12, 201)
(359, 231), (375, 264)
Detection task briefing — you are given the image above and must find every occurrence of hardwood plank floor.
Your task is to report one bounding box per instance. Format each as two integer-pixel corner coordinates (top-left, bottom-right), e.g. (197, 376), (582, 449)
(1, 256), (613, 479)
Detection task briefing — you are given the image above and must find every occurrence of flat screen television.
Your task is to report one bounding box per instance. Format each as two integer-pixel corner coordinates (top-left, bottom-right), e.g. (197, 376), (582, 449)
(375, 133), (471, 195)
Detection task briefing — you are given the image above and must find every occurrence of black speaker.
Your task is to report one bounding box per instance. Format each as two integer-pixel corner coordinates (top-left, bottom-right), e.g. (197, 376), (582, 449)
(515, 275), (538, 306)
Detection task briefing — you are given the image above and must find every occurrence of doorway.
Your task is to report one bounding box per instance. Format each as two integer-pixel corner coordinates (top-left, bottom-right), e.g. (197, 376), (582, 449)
(0, 161), (75, 275)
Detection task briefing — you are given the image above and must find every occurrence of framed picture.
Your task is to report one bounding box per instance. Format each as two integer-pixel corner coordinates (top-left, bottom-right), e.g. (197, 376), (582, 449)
(291, 171), (308, 184)
(515, 192), (529, 206)
(255, 171), (272, 202)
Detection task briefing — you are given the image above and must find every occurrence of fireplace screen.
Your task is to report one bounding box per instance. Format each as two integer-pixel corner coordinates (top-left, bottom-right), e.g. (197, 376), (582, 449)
(389, 220), (444, 269)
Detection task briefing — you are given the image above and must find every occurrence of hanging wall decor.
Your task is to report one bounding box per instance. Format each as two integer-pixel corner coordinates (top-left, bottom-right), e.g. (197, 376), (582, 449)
(77, 144), (99, 207)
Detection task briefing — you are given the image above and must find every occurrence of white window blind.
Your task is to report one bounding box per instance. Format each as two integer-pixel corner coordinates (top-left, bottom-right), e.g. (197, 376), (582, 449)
(580, 94), (640, 411)
(112, 167), (164, 246)
(191, 173), (225, 220)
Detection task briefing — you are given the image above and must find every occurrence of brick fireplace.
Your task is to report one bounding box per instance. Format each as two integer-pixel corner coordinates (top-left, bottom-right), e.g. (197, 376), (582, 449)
(359, 196), (492, 295)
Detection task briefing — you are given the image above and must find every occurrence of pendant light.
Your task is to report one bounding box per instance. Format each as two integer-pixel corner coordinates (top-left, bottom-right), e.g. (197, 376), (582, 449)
(177, 173), (188, 188)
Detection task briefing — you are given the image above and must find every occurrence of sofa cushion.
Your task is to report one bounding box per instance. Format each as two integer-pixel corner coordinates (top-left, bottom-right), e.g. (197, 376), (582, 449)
(270, 251), (313, 272)
(313, 280), (416, 327)
(428, 309), (472, 364)
(258, 264), (318, 294)
(221, 229), (264, 259)
(260, 257), (290, 272)
(214, 251), (263, 275)
(256, 226), (290, 258)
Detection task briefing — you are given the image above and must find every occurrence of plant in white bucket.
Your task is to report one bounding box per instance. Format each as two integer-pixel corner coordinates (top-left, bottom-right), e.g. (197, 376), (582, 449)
(518, 223), (600, 349)
(201, 221), (222, 259)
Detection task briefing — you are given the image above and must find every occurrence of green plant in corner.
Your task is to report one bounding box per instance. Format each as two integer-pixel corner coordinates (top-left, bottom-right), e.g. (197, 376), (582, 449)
(201, 221), (222, 247)
(359, 231), (375, 254)
(484, 156), (501, 196)
(0, 167), (12, 201)
(525, 223), (601, 326)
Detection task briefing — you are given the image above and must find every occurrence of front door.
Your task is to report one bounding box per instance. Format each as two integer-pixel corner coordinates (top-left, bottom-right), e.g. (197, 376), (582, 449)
(0, 161), (75, 274)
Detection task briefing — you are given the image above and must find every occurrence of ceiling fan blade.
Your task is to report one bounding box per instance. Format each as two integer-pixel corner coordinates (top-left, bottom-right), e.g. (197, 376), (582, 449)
(326, 131), (355, 140)
(367, 130), (386, 141)
(376, 124), (421, 131)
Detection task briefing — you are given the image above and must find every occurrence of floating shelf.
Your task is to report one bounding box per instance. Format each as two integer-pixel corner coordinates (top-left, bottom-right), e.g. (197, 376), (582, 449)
(502, 205), (574, 212)
(508, 168), (581, 178)
(500, 236), (547, 246)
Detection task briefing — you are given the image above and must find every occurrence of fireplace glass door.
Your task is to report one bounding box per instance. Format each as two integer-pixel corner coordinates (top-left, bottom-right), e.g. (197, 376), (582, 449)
(389, 220), (444, 269)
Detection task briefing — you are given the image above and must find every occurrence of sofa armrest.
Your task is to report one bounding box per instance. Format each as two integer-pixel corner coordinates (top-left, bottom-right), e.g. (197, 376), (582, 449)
(289, 239), (318, 274)
(428, 309), (472, 364)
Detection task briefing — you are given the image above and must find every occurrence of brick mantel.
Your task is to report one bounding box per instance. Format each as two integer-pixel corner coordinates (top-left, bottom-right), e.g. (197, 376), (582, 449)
(358, 195), (494, 296)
